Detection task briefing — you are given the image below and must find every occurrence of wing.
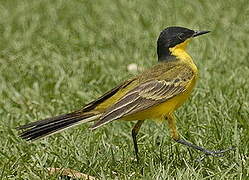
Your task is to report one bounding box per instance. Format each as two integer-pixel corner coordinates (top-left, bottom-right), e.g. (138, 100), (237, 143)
(92, 64), (195, 129)
(81, 79), (135, 112)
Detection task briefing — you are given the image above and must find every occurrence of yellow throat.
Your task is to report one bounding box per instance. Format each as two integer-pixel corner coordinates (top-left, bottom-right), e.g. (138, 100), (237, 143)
(169, 39), (198, 73)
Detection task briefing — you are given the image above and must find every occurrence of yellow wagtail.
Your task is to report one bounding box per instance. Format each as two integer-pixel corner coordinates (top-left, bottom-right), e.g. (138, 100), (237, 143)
(17, 26), (232, 159)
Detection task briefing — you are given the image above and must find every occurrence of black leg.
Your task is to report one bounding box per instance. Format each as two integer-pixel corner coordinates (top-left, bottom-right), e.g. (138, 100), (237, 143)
(175, 139), (234, 157)
(132, 120), (144, 161)
(166, 114), (234, 156)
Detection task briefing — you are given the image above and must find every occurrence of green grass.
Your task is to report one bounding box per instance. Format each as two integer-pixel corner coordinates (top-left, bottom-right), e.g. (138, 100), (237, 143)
(0, 0), (249, 179)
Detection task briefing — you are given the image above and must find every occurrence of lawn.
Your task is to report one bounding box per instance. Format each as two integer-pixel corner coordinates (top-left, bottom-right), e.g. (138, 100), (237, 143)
(0, 0), (248, 179)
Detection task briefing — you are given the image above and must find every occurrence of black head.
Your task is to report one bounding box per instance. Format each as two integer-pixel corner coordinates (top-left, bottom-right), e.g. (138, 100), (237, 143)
(157, 26), (210, 61)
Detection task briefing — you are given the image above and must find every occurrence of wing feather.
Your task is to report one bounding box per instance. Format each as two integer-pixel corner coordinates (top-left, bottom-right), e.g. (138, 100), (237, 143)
(91, 64), (195, 129)
(82, 79), (135, 112)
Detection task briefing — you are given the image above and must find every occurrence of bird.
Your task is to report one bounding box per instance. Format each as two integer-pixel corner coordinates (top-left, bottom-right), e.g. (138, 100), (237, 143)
(17, 26), (232, 160)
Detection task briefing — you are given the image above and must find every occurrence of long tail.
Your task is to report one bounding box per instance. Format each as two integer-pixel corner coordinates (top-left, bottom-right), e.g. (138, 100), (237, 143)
(16, 111), (101, 141)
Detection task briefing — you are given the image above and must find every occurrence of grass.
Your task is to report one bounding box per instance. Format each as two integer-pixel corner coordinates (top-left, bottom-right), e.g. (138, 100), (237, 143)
(0, 0), (249, 179)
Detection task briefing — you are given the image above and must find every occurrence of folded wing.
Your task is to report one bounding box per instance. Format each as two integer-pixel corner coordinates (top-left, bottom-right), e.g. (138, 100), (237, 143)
(92, 65), (194, 129)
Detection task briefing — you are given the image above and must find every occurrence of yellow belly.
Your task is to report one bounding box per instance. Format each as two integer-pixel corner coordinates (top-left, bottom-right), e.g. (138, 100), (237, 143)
(122, 77), (197, 122)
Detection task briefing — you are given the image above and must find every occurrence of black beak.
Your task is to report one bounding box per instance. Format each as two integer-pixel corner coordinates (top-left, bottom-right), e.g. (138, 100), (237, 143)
(193, 30), (210, 37)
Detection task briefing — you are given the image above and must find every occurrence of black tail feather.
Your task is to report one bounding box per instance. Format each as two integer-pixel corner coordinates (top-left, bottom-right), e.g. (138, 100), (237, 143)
(17, 112), (100, 141)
